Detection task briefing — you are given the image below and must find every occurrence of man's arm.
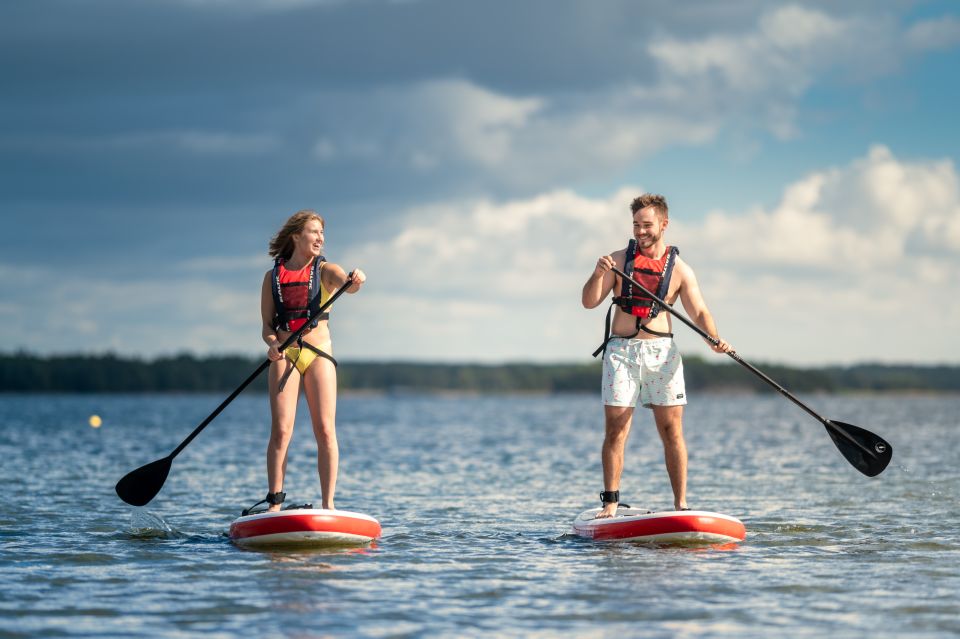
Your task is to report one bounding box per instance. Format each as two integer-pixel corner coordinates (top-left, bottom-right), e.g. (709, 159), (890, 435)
(675, 260), (732, 353)
(582, 253), (619, 309)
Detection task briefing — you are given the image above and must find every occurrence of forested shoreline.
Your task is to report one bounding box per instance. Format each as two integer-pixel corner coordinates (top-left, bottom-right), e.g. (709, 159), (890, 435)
(2, 352), (959, 394)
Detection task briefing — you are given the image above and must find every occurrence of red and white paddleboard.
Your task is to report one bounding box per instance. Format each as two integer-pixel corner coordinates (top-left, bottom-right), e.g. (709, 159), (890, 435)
(229, 508), (381, 548)
(572, 507), (746, 545)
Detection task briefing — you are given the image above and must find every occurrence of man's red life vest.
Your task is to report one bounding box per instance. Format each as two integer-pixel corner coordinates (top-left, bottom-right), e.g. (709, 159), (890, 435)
(271, 256), (329, 332)
(613, 241), (679, 320)
(592, 241), (679, 357)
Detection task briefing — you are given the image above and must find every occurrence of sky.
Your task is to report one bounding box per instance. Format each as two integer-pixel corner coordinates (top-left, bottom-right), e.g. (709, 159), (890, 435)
(2, 0), (959, 365)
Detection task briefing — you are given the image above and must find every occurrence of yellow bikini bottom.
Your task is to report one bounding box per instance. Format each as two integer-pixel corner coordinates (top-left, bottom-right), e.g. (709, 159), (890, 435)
(283, 340), (338, 375)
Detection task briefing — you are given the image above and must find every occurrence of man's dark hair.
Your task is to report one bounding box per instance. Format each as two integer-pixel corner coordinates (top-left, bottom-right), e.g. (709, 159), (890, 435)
(630, 194), (669, 220)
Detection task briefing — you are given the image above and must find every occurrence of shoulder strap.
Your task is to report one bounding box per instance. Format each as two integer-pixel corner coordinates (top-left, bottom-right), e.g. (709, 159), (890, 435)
(270, 258), (287, 331)
(306, 256), (330, 328)
(620, 239), (637, 300)
(649, 246), (679, 319)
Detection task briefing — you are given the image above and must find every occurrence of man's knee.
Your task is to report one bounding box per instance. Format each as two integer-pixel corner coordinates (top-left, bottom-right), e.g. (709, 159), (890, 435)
(654, 410), (683, 437)
(604, 408), (632, 441)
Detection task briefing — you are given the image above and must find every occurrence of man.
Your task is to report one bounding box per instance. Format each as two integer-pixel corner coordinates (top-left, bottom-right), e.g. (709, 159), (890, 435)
(581, 193), (732, 518)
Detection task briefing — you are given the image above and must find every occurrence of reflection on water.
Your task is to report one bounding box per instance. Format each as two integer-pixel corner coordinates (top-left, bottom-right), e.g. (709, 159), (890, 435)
(1, 392), (958, 638)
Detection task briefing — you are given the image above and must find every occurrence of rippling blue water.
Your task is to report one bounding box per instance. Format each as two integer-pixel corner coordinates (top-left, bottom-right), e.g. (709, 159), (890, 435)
(1, 391), (958, 638)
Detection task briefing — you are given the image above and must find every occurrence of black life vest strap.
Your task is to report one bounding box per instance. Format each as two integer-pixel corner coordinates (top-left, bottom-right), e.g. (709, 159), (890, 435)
(592, 303), (674, 357)
(301, 340), (338, 368)
(638, 324), (673, 338)
(592, 302), (641, 358)
(277, 335), (303, 392)
(278, 336), (339, 392)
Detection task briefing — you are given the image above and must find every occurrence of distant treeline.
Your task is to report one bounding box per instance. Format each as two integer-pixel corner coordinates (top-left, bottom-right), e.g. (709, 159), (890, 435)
(2, 352), (959, 394)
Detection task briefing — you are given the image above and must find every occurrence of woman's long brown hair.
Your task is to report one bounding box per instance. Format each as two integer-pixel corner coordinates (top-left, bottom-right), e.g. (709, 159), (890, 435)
(268, 210), (325, 261)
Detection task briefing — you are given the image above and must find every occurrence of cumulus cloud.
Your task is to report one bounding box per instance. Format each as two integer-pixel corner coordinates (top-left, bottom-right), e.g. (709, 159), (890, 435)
(2, 147), (957, 364)
(293, 5), (948, 194)
(906, 15), (960, 51)
(5, 3), (956, 211)
(333, 146), (960, 364)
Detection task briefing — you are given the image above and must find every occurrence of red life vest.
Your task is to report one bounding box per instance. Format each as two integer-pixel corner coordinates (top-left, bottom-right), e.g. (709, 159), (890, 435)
(613, 241), (679, 320)
(592, 241), (679, 357)
(271, 257), (329, 332)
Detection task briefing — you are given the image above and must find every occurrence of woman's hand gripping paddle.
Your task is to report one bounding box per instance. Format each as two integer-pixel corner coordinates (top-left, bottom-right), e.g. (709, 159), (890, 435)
(611, 266), (892, 477)
(115, 274), (356, 507)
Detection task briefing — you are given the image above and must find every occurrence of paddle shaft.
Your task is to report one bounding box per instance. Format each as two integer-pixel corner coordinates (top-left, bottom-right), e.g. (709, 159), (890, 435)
(168, 273), (355, 459)
(610, 266), (871, 455)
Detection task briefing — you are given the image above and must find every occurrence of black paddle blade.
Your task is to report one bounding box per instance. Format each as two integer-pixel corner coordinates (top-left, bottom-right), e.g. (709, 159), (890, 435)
(824, 420), (892, 477)
(115, 456), (172, 506)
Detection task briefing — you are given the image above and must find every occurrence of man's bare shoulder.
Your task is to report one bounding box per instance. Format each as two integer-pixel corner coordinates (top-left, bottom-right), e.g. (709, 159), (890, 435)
(609, 247), (628, 268)
(672, 255), (696, 282)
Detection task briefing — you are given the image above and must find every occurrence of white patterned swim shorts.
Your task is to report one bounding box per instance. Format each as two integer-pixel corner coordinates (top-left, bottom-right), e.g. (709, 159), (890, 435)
(601, 337), (687, 408)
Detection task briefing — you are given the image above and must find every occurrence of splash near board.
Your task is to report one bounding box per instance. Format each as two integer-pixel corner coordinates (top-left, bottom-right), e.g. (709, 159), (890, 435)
(573, 507), (745, 545)
(230, 508), (381, 548)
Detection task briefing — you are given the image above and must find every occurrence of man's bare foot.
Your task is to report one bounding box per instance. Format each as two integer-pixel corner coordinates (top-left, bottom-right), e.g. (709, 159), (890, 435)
(596, 503), (619, 519)
(675, 503), (688, 511)
(267, 503), (282, 512)
(322, 502), (335, 511)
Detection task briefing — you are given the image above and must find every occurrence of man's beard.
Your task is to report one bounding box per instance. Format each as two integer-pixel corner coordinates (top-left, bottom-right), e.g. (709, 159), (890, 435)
(637, 230), (662, 248)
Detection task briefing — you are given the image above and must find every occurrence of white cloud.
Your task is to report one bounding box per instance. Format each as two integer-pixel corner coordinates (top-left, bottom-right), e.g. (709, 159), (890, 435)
(297, 6), (946, 192)
(333, 146), (960, 364)
(2, 147), (957, 365)
(906, 16), (960, 51)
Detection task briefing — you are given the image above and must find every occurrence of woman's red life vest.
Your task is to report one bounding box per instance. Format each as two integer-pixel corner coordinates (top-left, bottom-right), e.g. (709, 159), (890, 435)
(271, 256), (328, 332)
(613, 241), (679, 320)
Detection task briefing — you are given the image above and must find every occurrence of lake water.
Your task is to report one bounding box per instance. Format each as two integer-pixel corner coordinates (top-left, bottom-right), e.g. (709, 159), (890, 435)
(1, 391), (957, 638)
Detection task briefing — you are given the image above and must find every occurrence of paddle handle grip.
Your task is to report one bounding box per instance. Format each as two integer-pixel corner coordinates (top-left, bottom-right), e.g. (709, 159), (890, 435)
(169, 273), (355, 459)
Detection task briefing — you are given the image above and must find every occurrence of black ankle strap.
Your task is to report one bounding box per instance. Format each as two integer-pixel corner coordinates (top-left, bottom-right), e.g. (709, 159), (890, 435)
(241, 491), (287, 516)
(600, 490), (620, 505)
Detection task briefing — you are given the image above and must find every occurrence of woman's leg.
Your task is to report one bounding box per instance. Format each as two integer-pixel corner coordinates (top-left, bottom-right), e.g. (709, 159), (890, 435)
(267, 359), (300, 512)
(302, 356), (338, 510)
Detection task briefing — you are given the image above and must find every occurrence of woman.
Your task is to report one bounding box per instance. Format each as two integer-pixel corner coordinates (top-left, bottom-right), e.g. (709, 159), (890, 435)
(255, 209), (365, 513)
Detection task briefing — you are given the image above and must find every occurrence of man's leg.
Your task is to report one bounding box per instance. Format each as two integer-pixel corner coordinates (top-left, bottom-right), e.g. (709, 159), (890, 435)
(599, 405), (634, 518)
(652, 405), (687, 510)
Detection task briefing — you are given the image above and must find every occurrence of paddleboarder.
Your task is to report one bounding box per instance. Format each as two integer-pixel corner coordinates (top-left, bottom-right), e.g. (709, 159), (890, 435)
(582, 193), (732, 518)
(257, 210), (365, 513)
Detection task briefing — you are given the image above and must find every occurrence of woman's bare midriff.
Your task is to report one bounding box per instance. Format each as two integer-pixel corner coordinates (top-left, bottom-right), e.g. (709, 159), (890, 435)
(276, 322), (332, 350)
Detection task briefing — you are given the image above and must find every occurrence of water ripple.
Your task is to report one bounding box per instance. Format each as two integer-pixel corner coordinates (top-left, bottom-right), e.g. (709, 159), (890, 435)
(1, 393), (958, 638)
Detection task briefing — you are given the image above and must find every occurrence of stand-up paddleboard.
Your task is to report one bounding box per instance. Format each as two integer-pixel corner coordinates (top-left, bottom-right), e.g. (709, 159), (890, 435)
(230, 508), (381, 548)
(573, 507), (745, 545)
